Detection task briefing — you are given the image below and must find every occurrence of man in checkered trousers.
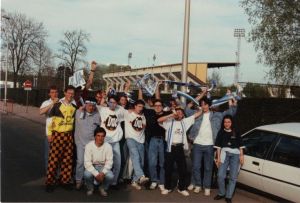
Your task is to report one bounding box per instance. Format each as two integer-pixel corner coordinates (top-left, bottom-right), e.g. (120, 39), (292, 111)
(45, 85), (77, 192)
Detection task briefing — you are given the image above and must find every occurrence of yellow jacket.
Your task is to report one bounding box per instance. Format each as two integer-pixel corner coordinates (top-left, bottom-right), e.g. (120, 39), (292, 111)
(47, 101), (77, 135)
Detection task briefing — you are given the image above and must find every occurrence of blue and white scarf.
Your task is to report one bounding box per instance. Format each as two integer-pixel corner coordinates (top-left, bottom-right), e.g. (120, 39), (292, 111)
(166, 119), (187, 152)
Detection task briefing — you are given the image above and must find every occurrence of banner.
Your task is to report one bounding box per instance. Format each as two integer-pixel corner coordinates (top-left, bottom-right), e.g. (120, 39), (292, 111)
(136, 73), (158, 97)
(211, 85), (244, 108)
(173, 90), (199, 106)
(163, 80), (217, 91)
(69, 70), (86, 88)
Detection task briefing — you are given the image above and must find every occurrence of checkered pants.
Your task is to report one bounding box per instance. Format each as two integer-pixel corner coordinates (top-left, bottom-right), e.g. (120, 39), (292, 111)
(46, 132), (74, 185)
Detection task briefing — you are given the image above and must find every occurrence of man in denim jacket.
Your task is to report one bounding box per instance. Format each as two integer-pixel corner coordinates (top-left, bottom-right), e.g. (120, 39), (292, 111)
(185, 95), (237, 196)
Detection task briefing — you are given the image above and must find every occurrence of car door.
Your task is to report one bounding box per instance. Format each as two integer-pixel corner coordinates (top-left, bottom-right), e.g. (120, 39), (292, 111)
(239, 129), (279, 191)
(262, 135), (300, 202)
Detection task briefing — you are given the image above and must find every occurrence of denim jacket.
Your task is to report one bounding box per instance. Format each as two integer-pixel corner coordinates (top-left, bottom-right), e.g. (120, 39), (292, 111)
(185, 106), (237, 143)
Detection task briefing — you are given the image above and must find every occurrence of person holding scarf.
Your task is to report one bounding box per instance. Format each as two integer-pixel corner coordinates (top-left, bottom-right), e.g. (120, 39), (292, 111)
(157, 107), (202, 196)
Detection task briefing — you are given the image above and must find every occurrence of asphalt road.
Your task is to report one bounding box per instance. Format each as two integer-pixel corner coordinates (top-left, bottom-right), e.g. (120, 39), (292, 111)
(1, 113), (276, 202)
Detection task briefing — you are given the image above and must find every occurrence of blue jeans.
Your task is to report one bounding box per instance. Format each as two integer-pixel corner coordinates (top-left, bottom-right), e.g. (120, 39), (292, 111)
(126, 138), (145, 182)
(84, 165), (114, 190)
(148, 137), (165, 184)
(75, 143), (85, 182)
(192, 144), (214, 188)
(110, 142), (121, 185)
(217, 152), (240, 198)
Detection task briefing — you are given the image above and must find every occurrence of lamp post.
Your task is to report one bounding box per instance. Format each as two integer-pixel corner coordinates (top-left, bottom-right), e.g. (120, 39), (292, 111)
(2, 15), (10, 109)
(181, 0), (191, 103)
(152, 54), (156, 66)
(234, 28), (245, 84)
(128, 52), (132, 66)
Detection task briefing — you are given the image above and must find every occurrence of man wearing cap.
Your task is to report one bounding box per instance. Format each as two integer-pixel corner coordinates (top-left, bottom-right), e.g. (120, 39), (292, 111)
(74, 97), (101, 190)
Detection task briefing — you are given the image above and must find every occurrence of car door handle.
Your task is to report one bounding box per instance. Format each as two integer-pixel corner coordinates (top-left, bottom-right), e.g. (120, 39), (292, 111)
(252, 161), (260, 166)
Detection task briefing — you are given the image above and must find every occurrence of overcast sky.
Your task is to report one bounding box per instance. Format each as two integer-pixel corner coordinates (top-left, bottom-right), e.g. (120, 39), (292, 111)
(2, 0), (270, 85)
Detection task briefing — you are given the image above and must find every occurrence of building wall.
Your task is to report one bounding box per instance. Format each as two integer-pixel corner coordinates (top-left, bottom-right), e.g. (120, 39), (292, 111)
(188, 63), (208, 83)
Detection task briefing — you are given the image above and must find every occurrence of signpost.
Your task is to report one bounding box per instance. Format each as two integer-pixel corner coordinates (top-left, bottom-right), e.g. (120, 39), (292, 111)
(23, 80), (32, 113)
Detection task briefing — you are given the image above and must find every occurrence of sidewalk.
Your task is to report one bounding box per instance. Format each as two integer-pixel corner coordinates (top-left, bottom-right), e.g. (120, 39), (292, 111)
(0, 101), (45, 125)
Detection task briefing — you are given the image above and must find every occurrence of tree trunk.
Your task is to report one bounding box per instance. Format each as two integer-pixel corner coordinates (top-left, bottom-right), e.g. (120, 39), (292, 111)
(13, 72), (18, 88)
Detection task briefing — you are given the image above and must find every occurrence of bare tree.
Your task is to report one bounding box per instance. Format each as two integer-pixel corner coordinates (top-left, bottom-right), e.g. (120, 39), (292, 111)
(31, 40), (53, 74)
(1, 11), (47, 87)
(208, 70), (223, 87)
(57, 30), (90, 74)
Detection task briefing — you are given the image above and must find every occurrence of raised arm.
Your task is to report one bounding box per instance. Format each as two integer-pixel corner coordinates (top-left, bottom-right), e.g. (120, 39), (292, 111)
(39, 98), (58, 115)
(193, 107), (203, 119)
(138, 87), (144, 101)
(195, 87), (207, 101)
(155, 81), (162, 99)
(222, 98), (238, 117)
(157, 111), (176, 123)
(85, 61), (97, 90)
(124, 80), (131, 93)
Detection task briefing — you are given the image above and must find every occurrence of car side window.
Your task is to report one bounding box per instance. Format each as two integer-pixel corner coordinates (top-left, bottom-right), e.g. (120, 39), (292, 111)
(242, 130), (278, 159)
(271, 135), (300, 168)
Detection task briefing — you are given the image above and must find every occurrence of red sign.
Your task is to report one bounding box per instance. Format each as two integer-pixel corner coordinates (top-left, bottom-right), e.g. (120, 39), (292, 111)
(23, 80), (32, 88)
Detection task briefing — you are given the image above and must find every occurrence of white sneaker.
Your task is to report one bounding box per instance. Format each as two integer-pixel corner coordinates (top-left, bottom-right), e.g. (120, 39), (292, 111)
(177, 189), (190, 196)
(139, 175), (149, 185)
(193, 186), (202, 193)
(158, 184), (165, 191)
(161, 189), (171, 195)
(86, 189), (94, 196)
(204, 188), (211, 196)
(99, 187), (108, 197)
(149, 182), (157, 190)
(187, 184), (194, 191)
(131, 181), (142, 190)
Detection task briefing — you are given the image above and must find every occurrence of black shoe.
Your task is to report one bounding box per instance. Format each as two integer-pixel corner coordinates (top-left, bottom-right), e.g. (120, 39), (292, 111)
(45, 185), (55, 193)
(123, 179), (132, 184)
(110, 185), (120, 190)
(225, 198), (232, 203)
(214, 195), (225, 200)
(61, 183), (73, 191)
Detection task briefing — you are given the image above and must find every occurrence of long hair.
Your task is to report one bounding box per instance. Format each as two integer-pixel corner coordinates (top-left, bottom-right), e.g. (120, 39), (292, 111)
(221, 114), (236, 136)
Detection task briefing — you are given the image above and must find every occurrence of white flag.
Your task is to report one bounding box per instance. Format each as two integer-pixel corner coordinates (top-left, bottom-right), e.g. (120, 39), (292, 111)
(68, 70), (86, 88)
(136, 73), (158, 97)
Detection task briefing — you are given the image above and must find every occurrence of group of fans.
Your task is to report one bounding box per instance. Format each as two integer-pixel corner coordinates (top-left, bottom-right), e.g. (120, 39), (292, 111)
(40, 61), (243, 203)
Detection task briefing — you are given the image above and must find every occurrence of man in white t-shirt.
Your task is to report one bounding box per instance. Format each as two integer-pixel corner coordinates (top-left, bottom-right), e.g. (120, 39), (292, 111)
(185, 96), (237, 196)
(97, 95), (126, 188)
(157, 107), (202, 196)
(39, 85), (58, 172)
(124, 100), (149, 190)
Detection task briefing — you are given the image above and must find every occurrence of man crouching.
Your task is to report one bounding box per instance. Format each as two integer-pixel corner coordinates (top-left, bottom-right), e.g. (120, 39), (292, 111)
(84, 127), (114, 197)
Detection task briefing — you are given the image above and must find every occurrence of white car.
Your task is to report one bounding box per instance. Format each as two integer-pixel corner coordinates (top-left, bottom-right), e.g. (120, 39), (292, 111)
(238, 123), (300, 202)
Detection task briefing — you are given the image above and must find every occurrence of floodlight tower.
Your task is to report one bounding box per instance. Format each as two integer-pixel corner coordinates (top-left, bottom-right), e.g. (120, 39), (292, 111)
(128, 52), (132, 66)
(234, 28), (245, 84)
